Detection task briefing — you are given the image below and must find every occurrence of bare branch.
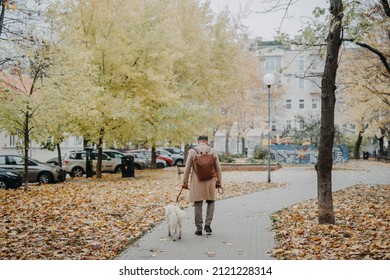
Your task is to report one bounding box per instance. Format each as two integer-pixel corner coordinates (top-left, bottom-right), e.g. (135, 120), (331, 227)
(250, 0), (298, 34)
(344, 38), (390, 75)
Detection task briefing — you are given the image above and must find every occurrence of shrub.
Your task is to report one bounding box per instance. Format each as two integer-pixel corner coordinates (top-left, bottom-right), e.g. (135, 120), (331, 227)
(253, 145), (268, 160)
(218, 153), (236, 163)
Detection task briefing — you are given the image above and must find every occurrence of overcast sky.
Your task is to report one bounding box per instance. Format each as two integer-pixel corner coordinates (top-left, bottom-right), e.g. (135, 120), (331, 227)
(209, 0), (328, 40)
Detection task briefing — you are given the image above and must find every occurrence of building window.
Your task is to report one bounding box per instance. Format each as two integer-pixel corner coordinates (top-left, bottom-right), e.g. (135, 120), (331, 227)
(264, 56), (282, 71)
(310, 79), (319, 90)
(285, 75), (292, 85)
(310, 54), (325, 72)
(299, 99), (305, 109)
(299, 78), (305, 89)
(286, 99), (292, 109)
(312, 98), (318, 109)
(9, 135), (16, 147)
(298, 56), (305, 71)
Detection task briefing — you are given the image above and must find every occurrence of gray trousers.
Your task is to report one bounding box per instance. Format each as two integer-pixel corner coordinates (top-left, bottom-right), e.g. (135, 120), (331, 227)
(194, 200), (215, 230)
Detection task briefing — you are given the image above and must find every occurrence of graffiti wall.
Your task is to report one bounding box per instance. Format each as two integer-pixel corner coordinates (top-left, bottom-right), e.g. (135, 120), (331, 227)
(271, 144), (349, 164)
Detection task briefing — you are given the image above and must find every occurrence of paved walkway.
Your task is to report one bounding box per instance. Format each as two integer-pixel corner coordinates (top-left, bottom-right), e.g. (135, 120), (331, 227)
(117, 162), (389, 260)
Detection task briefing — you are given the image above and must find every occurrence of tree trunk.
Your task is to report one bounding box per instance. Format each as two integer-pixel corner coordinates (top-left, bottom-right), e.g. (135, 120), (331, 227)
(56, 143), (62, 167)
(241, 137), (246, 157)
(96, 136), (103, 178)
(151, 145), (157, 169)
(316, 0), (343, 225)
(225, 128), (231, 155)
(23, 112), (30, 192)
(387, 145), (390, 160)
(354, 130), (364, 159)
(184, 144), (190, 163)
(377, 128), (385, 157)
(378, 137), (384, 157)
(0, 2), (5, 38)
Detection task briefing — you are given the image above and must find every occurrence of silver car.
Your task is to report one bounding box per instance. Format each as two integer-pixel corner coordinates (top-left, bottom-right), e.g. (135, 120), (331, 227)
(102, 149), (147, 170)
(125, 150), (167, 169)
(0, 155), (66, 184)
(62, 150), (123, 177)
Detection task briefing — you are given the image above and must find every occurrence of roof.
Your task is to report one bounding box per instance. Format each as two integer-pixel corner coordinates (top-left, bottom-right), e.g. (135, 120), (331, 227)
(0, 71), (34, 95)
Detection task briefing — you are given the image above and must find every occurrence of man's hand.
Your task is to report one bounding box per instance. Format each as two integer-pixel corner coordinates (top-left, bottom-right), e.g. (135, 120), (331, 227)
(216, 183), (223, 194)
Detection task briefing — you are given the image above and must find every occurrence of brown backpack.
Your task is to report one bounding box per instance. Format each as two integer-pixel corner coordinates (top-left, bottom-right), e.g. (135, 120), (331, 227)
(192, 147), (216, 181)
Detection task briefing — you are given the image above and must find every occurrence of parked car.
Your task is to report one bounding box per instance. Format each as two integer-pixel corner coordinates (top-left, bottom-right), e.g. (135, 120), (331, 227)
(163, 147), (184, 155)
(62, 150), (124, 177)
(157, 148), (184, 165)
(102, 149), (147, 170)
(154, 152), (174, 166)
(0, 168), (23, 189)
(125, 150), (167, 169)
(135, 149), (173, 166)
(46, 157), (62, 166)
(0, 155), (66, 184)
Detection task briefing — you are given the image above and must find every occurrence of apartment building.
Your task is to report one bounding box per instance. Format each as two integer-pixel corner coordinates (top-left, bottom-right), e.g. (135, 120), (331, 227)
(0, 133), (84, 162)
(213, 38), (325, 155)
(251, 38), (323, 135)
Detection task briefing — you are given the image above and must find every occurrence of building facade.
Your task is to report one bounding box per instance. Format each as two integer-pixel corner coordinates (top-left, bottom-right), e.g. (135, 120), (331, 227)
(213, 38), (324, 156)
(252, 38), (323, 137)
(0, 133), (84, 162)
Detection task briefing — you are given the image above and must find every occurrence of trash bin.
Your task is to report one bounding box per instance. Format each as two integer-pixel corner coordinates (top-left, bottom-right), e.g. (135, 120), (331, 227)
(363, 151), (369, 160)
(122, 156), (134, 177)
(85, 148), (93, 178)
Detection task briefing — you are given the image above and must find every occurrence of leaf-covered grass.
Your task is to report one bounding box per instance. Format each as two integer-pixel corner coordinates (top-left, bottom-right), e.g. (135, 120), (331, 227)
(270, 184), (390, 260)
(0, 169), (280, 260)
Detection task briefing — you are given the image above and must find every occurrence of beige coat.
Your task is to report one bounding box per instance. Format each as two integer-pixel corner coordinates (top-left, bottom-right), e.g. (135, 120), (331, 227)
(182, 143), (222, 202)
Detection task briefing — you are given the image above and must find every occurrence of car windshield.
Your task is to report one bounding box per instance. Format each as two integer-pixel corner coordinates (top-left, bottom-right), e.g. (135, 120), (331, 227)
(69, 153), (85, 160)
(130, 153), (144, 159)
(107, 152), (124, 159)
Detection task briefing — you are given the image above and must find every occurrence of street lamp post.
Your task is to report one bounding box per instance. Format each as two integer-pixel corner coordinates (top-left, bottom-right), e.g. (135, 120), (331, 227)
(263, 73), (275, 183)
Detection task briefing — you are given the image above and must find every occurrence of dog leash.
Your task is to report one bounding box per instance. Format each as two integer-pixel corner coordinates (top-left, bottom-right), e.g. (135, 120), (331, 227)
(176, 185), (189, 203)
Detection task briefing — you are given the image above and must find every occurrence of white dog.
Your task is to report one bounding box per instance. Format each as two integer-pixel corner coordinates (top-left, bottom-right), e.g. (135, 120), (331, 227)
(165, 204), (186, 241)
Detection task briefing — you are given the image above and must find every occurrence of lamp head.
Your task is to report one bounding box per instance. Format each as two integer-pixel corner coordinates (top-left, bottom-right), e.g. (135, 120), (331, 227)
(263, 73), (276, 87)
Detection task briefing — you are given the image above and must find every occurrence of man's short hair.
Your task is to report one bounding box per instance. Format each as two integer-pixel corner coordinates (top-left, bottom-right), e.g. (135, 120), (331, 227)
(198, 135), (208, 141)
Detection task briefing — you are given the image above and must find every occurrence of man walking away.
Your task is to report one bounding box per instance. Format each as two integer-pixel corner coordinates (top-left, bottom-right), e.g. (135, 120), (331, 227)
(182, 135), (222, 235)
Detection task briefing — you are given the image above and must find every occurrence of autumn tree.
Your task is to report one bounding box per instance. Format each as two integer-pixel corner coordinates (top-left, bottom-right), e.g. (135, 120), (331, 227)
(338, 1), (390, 159)
(283, 114), (321, 146)
(262, 0), (389, 224)
(201, 9), (265, 155)
(47, 0), (178, 173)
(46, 0), (251, 171)
(0, 1), (55, 191)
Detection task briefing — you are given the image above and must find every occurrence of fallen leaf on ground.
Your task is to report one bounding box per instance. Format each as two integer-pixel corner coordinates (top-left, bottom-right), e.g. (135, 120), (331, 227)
(270, 184), (390, 260)
(0, 169), (280, 260)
